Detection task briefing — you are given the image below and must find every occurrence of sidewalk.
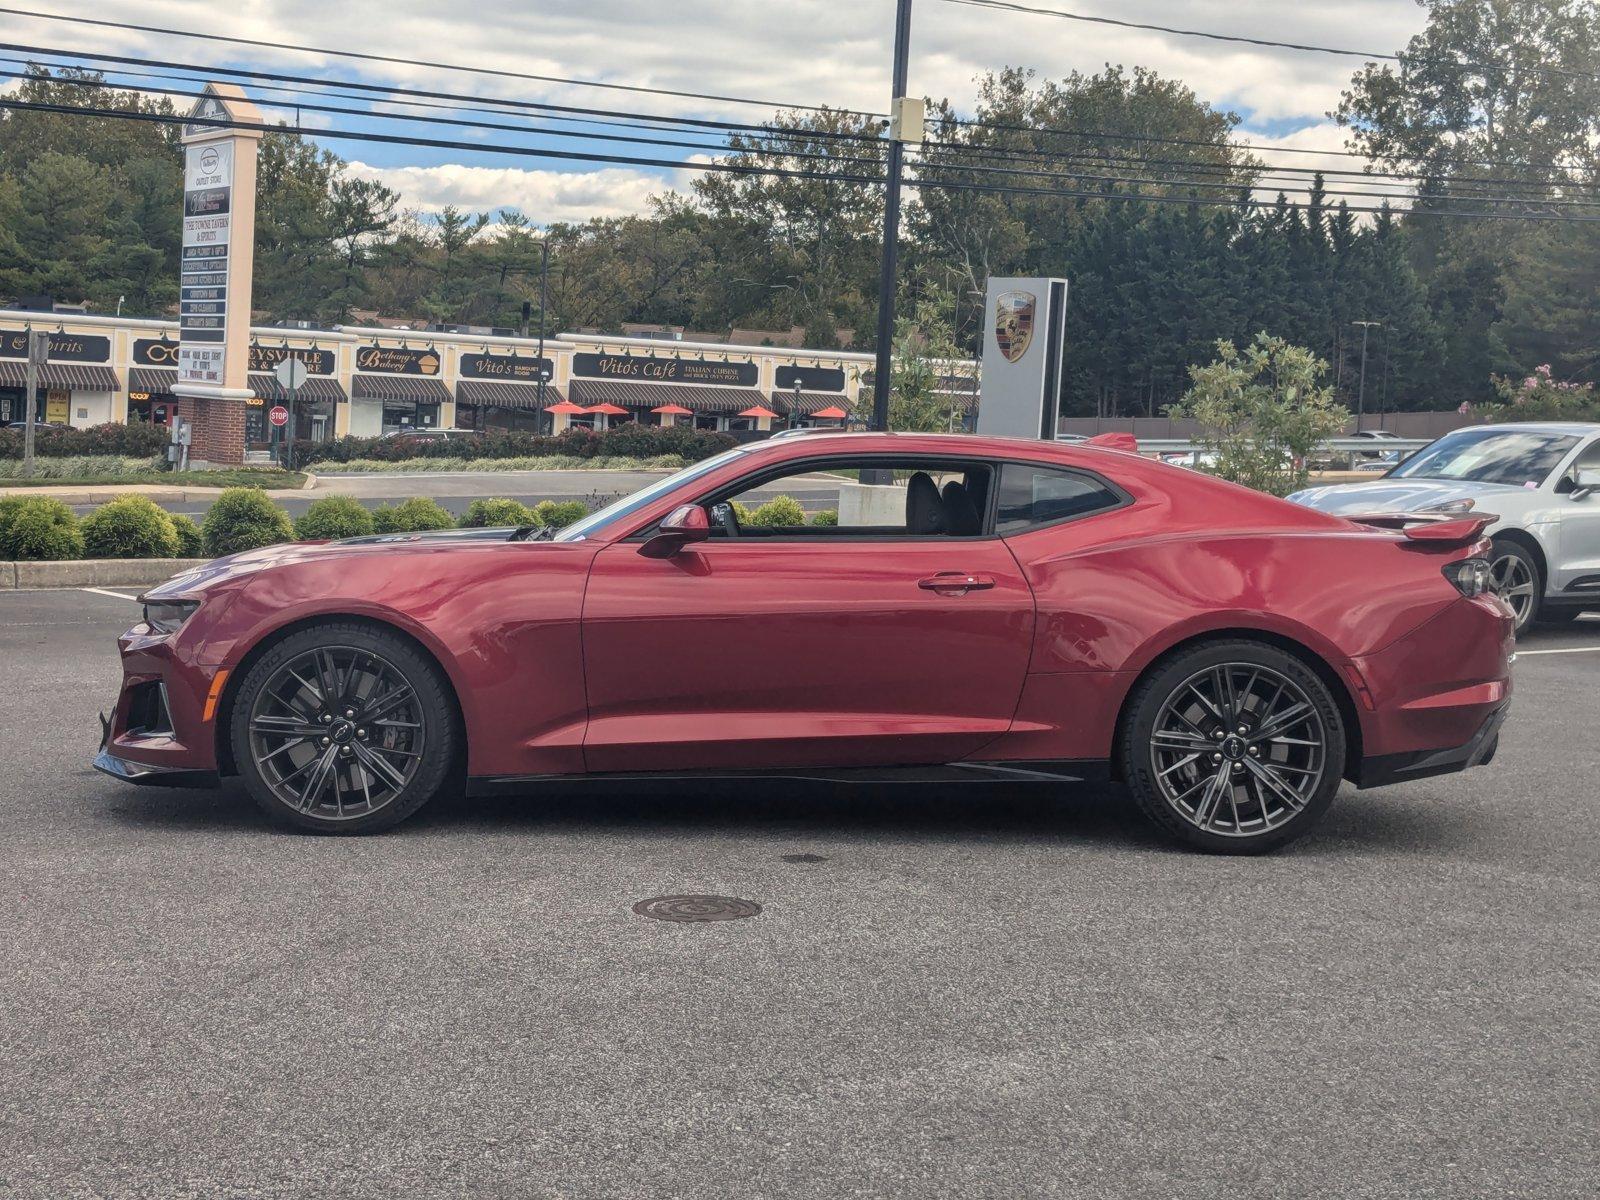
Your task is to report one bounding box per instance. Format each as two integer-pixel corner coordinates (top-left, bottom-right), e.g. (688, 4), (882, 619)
(0, 476), (318, 505)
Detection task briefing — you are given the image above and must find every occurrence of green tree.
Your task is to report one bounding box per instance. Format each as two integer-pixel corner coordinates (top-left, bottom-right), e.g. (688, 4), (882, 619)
(1169, 335), (1350, 496)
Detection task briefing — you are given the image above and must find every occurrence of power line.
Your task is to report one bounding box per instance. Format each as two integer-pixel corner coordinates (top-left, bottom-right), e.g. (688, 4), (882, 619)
(0, 39), (887, 145)
(0, 64), (889, 170)
(0, 5), (883, 118)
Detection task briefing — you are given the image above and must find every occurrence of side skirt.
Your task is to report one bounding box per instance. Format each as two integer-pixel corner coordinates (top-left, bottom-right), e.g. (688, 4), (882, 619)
(466, 759), (1112, 796)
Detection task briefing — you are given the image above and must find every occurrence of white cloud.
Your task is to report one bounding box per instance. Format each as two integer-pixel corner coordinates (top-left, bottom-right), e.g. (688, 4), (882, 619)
(343, 160), (681, 222)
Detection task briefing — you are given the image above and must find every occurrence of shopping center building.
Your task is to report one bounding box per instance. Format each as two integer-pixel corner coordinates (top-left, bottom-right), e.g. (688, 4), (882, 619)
(0, 312), (981, 449)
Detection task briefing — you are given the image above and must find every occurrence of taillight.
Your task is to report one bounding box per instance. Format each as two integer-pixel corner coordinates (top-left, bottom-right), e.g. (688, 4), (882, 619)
(1443, 557), (1493, 597)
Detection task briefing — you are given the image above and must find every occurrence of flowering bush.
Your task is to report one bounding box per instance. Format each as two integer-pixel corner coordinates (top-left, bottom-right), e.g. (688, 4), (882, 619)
(1464, 364), (1600, 422)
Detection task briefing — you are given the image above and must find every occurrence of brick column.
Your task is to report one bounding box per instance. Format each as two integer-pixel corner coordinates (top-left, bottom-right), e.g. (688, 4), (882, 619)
(189, 396), (247, 466)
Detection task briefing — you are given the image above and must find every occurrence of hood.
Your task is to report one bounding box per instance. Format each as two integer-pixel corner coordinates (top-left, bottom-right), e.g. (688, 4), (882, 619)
(1287, 477), (1522, 515)
(142, 526), (528, 600)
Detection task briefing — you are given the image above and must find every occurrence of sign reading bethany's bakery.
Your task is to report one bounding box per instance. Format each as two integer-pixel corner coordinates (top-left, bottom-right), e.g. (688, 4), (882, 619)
(572, 352), (758, 388)
(0, 331), (111, 362)
(355, 344), (441, 376)
(459, 352), (553, 383)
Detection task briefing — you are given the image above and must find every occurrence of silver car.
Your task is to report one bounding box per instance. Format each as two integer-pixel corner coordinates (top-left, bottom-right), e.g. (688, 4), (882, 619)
(1289, 422), (1600, 633)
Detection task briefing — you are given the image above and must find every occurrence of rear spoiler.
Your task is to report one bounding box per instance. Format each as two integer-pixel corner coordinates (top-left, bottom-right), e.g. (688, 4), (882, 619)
(1084, 432), (1138, 453)
(1345, 511), (1498, 544)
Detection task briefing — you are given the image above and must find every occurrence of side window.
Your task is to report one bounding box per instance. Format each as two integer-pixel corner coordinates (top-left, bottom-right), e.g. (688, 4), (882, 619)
(995, 463), (1123, 534)
(707, 458), (992, 538)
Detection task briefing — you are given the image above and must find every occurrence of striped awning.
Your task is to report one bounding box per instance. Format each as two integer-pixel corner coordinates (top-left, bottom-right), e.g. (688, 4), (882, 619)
(250, 373), (347, 403)
(351, 374), (451, 403)
(0, 361), (121, 390)
(570, 378), (764, 414)
(777, 390), (854, 416)
(128, 367), (178, 395)
(455, 379), (565, 408)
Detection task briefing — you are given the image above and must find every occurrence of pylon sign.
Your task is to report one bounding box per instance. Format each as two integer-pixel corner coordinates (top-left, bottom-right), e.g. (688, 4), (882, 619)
(173, 83), (263, 464)
(976, 276), (1070, 440)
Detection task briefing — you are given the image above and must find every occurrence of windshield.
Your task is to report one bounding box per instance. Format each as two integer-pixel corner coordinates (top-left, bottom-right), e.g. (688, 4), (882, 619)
(1389, 429), (1578, 488)
(554, 446), (751, 541)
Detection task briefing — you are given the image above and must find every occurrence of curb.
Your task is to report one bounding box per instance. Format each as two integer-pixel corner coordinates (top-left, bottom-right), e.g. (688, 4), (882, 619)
(4, 558), (200, 590)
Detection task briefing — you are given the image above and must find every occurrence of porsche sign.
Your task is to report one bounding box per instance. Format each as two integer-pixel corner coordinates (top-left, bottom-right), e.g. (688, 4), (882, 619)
(993, 290), (1036, 363)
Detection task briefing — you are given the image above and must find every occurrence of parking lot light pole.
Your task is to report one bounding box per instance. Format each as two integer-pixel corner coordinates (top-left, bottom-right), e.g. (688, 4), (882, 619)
(1353, 320), (1381, 431)
(537, 236), (550, 410)
(870, 0), (915, 433)
(23, 328), (45, 479)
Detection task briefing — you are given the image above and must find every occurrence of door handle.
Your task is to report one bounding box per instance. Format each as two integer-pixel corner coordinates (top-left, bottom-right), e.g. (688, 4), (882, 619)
(918, 572), (996, 594)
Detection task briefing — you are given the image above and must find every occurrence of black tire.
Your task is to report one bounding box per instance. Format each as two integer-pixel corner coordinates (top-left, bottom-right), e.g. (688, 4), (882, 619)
(1488, 538), (1542, 635)
(230, 622), (459, 834)
(1120, 639), (1346, 854)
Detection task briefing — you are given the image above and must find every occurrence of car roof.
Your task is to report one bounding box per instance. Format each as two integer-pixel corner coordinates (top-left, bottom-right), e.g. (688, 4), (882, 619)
(1457, 421), (1600, 436)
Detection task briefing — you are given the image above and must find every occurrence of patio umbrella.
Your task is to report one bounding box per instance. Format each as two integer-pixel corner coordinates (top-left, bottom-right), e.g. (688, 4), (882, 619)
(584, 403), (630, 416)
(739, 405), (780, 419)
(650, 403), (694, 416)
(813, 405), (850, 420)
(546, 401), (586, 414)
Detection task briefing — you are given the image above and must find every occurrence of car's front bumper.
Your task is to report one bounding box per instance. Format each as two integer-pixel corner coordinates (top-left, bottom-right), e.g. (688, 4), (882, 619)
(93, 723), (220, 789)
(1355, 701), (1509, 789)
(95, 622), (224, 784)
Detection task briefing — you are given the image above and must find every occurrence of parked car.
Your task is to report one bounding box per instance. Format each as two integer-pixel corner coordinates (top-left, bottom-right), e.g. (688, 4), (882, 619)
(1350, 429), (1407, 467)
(96, 431), (1513, 853)
(1289, 422), (1600, 633)
(381, 427), (483, 442)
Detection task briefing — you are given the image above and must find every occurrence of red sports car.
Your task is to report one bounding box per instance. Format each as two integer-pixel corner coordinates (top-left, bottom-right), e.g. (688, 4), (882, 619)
(96, 432), (1514, 852)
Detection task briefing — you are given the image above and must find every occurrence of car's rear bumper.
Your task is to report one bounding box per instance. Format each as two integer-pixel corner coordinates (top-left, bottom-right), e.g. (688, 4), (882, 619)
(1354, 701), (1508, 789)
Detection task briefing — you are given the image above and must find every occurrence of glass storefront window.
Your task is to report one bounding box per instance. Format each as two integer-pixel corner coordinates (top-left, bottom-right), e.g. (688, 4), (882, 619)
(381, 401), (440, 434)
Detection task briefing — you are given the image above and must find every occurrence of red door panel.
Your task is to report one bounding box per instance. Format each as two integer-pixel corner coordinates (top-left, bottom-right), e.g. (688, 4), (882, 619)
(580, 539), (1036, 772)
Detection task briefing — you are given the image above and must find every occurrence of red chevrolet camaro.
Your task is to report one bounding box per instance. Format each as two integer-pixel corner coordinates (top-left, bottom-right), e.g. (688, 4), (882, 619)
(96, 432), (1515, 852)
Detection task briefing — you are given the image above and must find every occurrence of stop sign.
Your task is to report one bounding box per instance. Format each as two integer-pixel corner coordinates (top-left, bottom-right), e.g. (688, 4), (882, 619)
(268, 405), (289, 427)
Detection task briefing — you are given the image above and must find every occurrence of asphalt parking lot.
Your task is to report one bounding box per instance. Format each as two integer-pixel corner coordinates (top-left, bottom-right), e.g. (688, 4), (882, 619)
(1, 591), (1596, 1199)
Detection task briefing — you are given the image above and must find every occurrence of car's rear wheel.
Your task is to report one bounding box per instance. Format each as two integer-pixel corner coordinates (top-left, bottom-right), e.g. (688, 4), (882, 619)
(1120, 641), (1346, 854)
(231, 623), (458, 834)
(1488, 538), (1541, 634)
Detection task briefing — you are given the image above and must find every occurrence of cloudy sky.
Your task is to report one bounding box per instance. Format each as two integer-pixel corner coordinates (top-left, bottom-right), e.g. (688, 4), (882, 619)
(8, 0), (1432, 220)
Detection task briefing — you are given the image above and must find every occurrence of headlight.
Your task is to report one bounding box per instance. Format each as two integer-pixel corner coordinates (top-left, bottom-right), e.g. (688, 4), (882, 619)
(1443, 557), (1493, 598)
(1421, 497), (1475, 514)
(143, 599), (199, 635)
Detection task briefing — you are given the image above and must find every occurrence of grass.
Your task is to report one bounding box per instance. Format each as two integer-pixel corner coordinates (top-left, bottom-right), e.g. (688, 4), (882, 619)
(320, 453), (688, 474)
(0, 457), (307, 489)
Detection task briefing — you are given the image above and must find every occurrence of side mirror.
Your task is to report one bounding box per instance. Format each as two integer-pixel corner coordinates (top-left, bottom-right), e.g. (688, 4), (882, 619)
(1571, 468), (1600, 501)
(638, 504), (710, 558)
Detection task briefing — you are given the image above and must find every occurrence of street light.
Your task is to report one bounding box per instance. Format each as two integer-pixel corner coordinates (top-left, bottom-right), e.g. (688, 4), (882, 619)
(1352, 320), (1382, 430)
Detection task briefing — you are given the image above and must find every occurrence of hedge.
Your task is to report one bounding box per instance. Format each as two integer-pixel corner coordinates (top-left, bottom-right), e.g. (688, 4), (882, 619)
(202, 487), (296, 557)
(171, 513), (204, 557)
(0, 497), (85, 560)
(461, 498), (535, 528)
(371, 496), (457, 534)
(0, 422), (168, 460)
(292, 424), (735, 467)
(80, 495), (181, 559)
(294, 495), (376, 541)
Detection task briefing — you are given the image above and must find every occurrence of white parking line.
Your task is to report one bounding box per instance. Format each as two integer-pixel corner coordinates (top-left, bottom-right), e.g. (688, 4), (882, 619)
(79, 587), (139, 601)
(1518, 645), (1600, 657)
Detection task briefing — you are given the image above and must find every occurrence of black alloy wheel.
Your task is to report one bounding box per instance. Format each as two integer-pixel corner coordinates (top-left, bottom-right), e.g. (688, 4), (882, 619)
(231, 623), (457, 833)
(1121, 640), (1346, 854)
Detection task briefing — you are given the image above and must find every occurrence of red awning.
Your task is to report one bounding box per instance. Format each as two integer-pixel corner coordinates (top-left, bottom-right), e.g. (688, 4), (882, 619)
(739, 405), (779, 419)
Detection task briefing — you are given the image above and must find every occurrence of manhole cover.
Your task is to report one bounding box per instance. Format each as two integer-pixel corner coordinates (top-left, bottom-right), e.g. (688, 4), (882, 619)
(632, 895), (762, 922)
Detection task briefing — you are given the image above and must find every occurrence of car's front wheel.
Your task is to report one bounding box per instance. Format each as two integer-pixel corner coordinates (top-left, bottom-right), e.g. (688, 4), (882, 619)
(1120, 640), (1346, 854)
(231, 622), (459, 833)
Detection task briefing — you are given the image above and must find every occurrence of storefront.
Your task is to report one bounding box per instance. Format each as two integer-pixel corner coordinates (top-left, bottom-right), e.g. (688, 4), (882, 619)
(248, 344), (343, 446)
(568, 350), (768, 430)
(454, 351), (557, 433)
(0, 330), (120, 428)
(774, 363), (854, 427)
(349, 343), (450, 435)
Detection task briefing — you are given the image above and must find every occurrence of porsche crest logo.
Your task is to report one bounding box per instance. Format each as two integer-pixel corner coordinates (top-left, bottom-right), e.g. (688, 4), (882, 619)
(994, 291), (1036, 363)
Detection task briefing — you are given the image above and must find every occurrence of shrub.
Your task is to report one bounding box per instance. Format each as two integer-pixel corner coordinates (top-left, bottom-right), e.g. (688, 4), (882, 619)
(0, 455), (165, 480)
(0, 421), (169, 460)
(170, 513), (204, 558)
(79, 495), (180, 559)
(1167, 334), (1348, 497)
(730, 499), (755, 525)
(0, 496), (26, 543)
(530, 499), (590, 529)
(202, 488), (295, 556)
(810, 508), (838, 526)
(461, 498), (535, 527)
(294, 495), (376, 541)
(371, 496), (456, 533)
(749, 494), (807, 526)
(1, 497), (84, 560)
(297, 425), (735, 468)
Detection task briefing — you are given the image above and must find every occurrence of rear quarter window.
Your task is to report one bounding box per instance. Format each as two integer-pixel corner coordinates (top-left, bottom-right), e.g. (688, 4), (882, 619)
(996, 463), (1125, 534)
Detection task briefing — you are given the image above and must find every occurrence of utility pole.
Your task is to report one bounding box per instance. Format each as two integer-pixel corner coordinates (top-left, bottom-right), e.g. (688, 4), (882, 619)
(537, 236), (551, 410)
(870, 0), (917, 432)
(1352, 320), (1381, 430)
(23, 328), (45, 479)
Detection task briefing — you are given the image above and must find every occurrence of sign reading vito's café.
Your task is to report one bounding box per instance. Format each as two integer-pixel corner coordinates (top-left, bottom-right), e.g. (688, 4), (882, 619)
(572, 351), (758, 388)
(135, 338), (335, 375)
